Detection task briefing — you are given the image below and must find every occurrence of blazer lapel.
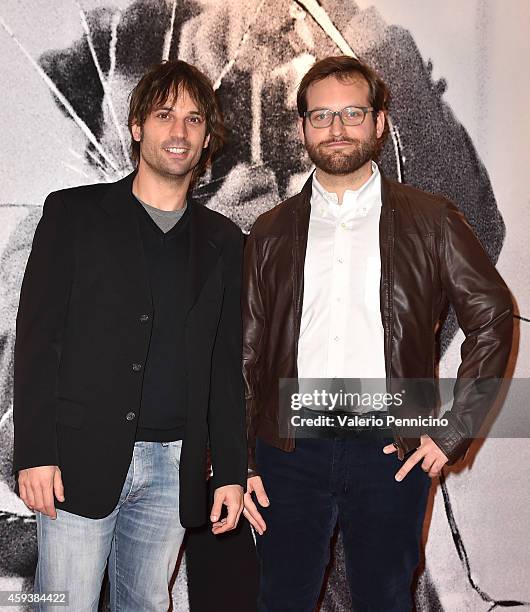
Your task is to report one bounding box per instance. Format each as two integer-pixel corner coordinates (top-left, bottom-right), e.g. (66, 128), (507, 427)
(97, 172), (152, 311)
(185, 199), (221, 316)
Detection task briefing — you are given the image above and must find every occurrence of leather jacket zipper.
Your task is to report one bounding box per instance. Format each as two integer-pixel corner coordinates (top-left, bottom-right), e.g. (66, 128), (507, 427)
(385, 208), (395, 377)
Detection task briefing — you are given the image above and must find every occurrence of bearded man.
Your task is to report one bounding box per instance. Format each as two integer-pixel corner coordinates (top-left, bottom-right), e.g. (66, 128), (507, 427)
(241, 56), (513, 611)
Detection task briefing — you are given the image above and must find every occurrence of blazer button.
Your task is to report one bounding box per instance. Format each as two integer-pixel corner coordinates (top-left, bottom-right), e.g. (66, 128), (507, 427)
(131, 363), (142, 372)
(139, 314), (150, 323)
(125, 412), (136, 421)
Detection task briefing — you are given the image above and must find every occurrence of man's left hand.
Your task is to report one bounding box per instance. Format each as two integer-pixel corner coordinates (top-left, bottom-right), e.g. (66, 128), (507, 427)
(210, 484), (244, 535)
(383, 435), (449, 481)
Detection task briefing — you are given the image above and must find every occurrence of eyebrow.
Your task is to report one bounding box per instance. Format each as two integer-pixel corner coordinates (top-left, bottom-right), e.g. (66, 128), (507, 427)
(308, 103), (365, 111)
(153, 106), (203, 115)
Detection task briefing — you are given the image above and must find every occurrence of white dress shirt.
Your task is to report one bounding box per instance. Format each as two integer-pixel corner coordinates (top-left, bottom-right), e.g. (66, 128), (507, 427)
(297, 162), (386, 383)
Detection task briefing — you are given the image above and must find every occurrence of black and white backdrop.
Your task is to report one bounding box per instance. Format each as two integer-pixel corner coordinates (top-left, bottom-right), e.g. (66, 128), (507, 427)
(0, 1), (529, 610)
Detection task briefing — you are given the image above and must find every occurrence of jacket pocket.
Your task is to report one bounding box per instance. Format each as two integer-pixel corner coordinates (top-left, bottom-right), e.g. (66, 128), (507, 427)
(56, 398), (86, 429)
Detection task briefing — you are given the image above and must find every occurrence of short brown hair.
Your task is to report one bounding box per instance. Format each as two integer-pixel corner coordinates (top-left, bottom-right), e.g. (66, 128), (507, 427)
(297, 56), (390, 144)
(128, 60), (224, 184)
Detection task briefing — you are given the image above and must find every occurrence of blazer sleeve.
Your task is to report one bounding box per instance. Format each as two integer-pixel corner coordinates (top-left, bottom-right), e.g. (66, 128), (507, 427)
(431, 200), (513, 463)
(241, 229), (266, 477)
(208, 228), (247, 490)
(12, 191), (75, 472)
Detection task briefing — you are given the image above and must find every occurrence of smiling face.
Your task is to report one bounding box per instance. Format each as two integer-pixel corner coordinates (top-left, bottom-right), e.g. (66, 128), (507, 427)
(298, 74), (385, 177)
(131, 87), (210, 184)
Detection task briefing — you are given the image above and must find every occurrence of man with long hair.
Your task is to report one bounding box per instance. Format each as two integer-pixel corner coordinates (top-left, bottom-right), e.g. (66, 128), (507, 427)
(13, 60), (246, 611)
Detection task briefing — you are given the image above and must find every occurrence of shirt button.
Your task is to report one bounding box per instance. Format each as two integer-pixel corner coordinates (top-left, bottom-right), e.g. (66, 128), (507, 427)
(131, 363), (142, 372)
(125, 412), (136, 421)
(337, 258), (344, 264)
(333, 336), (340, 342)
(139, 314), (150, 323)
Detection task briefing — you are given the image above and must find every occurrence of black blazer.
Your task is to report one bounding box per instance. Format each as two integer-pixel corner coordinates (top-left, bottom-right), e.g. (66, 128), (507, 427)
(12, 173), (247, 527)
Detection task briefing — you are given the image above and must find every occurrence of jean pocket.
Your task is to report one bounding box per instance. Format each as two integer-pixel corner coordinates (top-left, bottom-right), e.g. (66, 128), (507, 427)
(164, 440), (183, 469)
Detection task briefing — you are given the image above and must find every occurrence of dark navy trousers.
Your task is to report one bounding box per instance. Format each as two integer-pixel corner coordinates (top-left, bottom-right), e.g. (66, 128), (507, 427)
(255, 436), (431, 612)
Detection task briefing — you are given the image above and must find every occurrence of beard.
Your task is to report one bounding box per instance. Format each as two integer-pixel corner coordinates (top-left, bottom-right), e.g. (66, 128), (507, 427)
(305, 132), (379, 175)
(140, 134), (203, 182)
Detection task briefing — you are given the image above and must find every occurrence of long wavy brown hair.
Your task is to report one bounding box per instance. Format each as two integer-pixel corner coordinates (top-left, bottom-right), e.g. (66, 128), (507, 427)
(128, 60), (225, 185)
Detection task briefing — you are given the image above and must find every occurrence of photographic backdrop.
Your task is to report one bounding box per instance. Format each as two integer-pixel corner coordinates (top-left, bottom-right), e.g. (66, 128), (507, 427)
(1, 1), (529, 610)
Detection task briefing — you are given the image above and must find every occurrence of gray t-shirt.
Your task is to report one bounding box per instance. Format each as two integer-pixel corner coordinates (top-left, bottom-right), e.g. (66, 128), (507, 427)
(136, 196), (187, 233)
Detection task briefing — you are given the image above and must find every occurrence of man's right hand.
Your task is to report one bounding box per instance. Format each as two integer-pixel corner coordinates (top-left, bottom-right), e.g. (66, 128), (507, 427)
(243, 475), (269, 536)
(18, 466), (65, 519)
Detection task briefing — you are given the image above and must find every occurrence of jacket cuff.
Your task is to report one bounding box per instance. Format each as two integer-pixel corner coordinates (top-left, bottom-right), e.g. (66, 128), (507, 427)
(211, 475), (247, 493)
(247, 445), (259, 478)
(12, 441), (59, 475)
(431, 420), (471, 465)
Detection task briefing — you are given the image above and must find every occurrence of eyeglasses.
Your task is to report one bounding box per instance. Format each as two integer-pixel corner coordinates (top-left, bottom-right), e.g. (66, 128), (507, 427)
(303, 106), (374, 128)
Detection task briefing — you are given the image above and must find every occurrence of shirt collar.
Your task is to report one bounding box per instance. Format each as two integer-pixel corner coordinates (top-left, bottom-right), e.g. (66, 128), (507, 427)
(311, 161), (381, 221)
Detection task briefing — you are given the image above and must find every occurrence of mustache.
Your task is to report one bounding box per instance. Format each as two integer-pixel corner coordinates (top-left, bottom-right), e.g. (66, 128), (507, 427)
(161, 139), (192, 149)
(318, 137), (358, 146)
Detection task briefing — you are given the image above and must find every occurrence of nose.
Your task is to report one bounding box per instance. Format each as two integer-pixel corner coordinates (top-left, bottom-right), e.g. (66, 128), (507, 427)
(329, 113), (345, 137)
(169, 117), (188, 139)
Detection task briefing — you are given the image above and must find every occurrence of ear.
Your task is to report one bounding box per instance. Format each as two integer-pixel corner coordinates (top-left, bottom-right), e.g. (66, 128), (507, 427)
(203, 132), (211, 149)
(375, 111), (385, 140)
(297, 117), (306, 145)
(131, 123), (142, 142)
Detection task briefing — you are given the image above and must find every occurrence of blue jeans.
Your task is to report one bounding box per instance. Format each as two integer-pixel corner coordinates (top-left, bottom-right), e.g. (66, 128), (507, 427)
(34, 440), (185, 611)
(255, 436), (431, 612)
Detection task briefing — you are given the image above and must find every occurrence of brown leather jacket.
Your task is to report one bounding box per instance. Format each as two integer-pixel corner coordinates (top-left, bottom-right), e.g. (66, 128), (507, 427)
(242, 173), (513, 474)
